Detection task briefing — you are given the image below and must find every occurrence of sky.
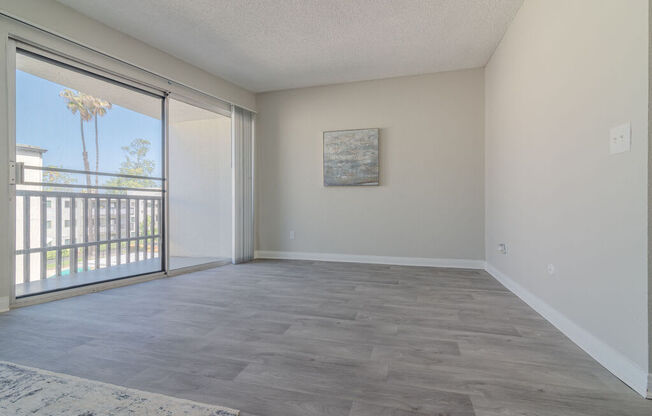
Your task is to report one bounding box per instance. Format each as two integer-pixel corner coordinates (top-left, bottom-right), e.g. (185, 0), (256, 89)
(16, 70), (163, 185)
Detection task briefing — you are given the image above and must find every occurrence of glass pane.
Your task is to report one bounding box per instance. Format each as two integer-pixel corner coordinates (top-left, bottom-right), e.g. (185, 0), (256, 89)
(169, 98), (232, 270)
(15, 51), (164, 297)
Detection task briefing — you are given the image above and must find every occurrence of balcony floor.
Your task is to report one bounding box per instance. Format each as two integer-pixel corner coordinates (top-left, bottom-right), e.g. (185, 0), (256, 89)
(16, 256), (229, 297)
(169, 256), (230, 271)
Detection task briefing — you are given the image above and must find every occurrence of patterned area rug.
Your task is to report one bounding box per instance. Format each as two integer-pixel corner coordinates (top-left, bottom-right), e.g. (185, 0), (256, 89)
(0, 361), (239, 415)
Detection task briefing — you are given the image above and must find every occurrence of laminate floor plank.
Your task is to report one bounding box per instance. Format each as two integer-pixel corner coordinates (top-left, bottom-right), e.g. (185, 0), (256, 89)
(0, 259), (649, 416)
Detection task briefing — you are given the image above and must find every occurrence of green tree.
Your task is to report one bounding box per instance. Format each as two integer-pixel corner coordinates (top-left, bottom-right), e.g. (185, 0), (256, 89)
(59, 90), (112, 253)
(106, 138), (156, 193)
(42, 165), (77, 191)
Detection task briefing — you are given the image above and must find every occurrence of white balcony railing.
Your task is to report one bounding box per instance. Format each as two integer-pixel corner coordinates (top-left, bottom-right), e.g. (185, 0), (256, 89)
(15, 165), (163, 287)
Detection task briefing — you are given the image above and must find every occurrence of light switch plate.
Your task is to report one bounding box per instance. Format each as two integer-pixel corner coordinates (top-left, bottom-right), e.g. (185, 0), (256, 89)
(609, 123), (631, 154)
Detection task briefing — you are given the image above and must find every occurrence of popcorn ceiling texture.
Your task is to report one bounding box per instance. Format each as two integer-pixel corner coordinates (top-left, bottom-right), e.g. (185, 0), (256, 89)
(56, 0), (523, 92)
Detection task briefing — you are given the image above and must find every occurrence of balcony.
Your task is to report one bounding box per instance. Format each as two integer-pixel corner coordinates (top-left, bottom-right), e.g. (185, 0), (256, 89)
(13, 46), (233, 299)
(15, 162), (168, 297)
(16, 187), (163, 297)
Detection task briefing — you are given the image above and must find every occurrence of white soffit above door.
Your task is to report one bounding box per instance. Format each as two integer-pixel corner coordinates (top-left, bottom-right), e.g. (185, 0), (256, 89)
(56, 0), (523, 92)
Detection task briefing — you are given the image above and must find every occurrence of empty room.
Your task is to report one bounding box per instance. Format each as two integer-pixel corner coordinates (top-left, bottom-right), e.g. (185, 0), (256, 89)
(0, 0), (651, 415)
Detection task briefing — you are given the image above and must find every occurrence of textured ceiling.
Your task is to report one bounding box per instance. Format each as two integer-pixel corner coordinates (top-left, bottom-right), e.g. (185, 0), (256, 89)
(56, 0), (523, 92)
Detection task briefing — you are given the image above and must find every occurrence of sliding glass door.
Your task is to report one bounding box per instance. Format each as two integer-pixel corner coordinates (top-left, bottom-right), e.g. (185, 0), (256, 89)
(14, 48), (165, 297)
(168, 98), (232, 270)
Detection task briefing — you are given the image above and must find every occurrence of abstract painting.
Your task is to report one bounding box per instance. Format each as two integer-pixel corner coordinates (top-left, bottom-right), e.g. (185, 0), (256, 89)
(323, 128), (379, 186)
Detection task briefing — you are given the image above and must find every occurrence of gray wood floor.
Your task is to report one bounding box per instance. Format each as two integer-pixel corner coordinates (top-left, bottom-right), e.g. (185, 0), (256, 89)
(0, 260), (650, 416)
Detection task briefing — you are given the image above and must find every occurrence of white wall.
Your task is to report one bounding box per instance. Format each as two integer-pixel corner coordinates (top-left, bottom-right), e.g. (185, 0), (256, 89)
(255, 69), (485, 265)
(485, 0), (649, 394)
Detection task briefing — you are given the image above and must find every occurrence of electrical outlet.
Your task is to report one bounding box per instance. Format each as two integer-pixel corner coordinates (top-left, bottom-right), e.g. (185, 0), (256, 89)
(609, 122), (631, 154)
(547, 264), (556, 276)
(497, 243), (507, 255)
(289, 230), (295, 240)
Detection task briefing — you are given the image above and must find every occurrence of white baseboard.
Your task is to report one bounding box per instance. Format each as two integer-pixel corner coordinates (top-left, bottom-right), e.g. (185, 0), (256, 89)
(485, 263), (649, 398)
(0, 296), (9, 313)
(254, 250), (485, 269)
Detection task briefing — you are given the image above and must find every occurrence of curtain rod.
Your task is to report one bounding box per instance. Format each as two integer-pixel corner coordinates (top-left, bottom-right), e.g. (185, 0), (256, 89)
(0, 10), (256, 113)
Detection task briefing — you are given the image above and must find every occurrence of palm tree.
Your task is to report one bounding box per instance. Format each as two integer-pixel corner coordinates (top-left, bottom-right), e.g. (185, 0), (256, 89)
(86, 96), (112, 186)
(60, 90), (110, 255)
(59, 89), (93, 188)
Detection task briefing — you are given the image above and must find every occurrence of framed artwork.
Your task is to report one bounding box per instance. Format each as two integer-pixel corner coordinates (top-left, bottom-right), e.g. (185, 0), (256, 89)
(323, 128), (379, 186)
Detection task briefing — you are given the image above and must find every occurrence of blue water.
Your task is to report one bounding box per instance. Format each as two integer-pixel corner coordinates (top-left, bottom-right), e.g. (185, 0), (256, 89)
(60, 267), (85, 276)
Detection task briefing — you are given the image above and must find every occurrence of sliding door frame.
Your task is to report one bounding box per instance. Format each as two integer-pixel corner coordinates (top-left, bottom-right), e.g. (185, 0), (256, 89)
(163, 93), (170, 275)
(2, 15), (241, 308)
(6, 38), (17, 305)
(165, 93), (233, 274)
(7, 37), (169, 306)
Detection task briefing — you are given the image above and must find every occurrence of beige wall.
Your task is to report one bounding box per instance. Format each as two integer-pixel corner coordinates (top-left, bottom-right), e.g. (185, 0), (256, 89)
(255, 69), (484, 262)
(485, 0), (649, 392)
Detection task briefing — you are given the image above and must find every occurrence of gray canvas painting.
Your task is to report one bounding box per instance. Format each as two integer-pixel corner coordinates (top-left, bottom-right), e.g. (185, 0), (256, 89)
(323, 128), (379, 186)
